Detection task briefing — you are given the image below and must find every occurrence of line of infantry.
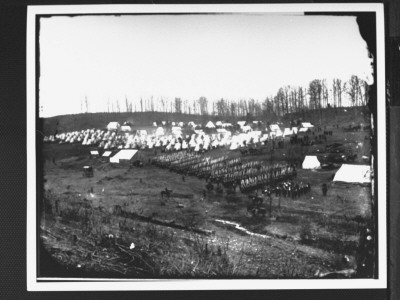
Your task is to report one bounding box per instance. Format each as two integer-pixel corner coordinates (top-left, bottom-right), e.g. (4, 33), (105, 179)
(152, 151), (297, 193)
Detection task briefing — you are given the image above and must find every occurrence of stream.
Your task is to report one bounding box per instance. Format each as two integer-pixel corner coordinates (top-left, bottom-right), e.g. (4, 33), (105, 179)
(214, 219), (271, 239)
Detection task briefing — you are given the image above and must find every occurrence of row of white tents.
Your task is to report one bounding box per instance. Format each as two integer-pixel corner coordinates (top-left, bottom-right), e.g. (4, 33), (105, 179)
(109, 121), (314, 133)
(44, 120), (315, 152)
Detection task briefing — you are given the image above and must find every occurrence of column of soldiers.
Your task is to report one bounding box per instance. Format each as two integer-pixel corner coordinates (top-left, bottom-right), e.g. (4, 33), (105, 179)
(266, 181), (311, 199)
(239, 163), (297, 192)
(152, 151), (304, 196)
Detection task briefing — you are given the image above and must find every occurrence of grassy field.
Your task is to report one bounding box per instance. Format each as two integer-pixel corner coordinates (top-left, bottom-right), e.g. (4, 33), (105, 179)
(39, 112), (373, 278)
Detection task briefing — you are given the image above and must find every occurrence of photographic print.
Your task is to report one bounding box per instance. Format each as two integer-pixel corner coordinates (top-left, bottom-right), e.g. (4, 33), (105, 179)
(27, 4), (386, 291)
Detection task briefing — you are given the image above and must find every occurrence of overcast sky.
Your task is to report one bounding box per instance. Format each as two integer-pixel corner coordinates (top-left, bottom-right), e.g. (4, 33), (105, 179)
(39, 14), (373, 117)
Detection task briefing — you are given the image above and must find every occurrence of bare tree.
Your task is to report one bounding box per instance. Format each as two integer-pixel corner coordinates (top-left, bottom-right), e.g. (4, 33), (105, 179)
(198, 97), (208, 116)
(174, 97), (182, 114)
(321, 79), (329, 108)
(230, 101), (237, 117)
(275, 88), (285, 116)
(308, 79), (322, 110)
(346, 75), (363, 107)
(298, 87), (306, 111)
(85, 96), (89, 113)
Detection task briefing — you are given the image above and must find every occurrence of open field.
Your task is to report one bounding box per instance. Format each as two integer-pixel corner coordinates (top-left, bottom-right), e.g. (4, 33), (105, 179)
(39, 114), (374, 278)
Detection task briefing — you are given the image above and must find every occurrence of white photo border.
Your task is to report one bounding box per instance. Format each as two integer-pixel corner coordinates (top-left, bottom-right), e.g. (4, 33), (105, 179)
(27, 3), (387, 291)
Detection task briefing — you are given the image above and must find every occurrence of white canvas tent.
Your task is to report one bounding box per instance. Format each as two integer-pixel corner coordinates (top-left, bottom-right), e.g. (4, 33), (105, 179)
(90, 150), (99, 156)
(283, 128), (293, 136)
(102, 151), (112, 157)
(270, 124), (280, 131)
(241, 125), (252, 133)
(222, 123), (233, 128)
(333, 164), (371, 184)
(237, 121), (246, 127)
(155, 127), (164, 136)
(301, 122), (314, 128)
(121, 125), (131, 132)
(110, 149), (138, 163)
(205, 121), (215, 128)
(107, 122), (120, 131)
(302, 156), (321, 169)
(136, 130), (147, 136)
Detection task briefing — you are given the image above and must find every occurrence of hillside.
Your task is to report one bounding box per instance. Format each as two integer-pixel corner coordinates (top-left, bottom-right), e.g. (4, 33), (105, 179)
(40, 112), (210, 136)
(282, 106), (371, 128)
(39, 106), (371, 136)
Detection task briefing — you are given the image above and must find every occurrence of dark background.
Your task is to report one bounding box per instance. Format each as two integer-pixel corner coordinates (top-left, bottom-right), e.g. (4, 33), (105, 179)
(0, 1), (398, 299)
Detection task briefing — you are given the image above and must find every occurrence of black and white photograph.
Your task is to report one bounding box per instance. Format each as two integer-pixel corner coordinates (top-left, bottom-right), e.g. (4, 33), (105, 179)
(27, 4), (387, 291)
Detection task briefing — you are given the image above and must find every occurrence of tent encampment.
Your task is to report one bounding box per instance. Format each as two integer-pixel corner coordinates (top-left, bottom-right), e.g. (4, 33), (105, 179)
(333, 164), (371, 184)
(302, 156), (321, 169)
(109, 149), (138, 163)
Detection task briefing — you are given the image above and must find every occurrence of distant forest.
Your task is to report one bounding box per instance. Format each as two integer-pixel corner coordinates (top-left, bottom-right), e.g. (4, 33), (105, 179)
(79, 75), (369, 119)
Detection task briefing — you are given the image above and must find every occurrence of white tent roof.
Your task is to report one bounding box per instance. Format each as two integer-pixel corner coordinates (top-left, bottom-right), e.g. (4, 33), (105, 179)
(333, 164), (371, 184)
(230, 142), (239, 150)
(205, 121), (215, 128)
(107, 122), (120, 130)
(90, 150), (99, 155)
(110, 149), (138, 163)
(270, 124), (280, 131)
(299, 128), (309, 132)
(216, 121), (222, 126)
(283, 128), (293, 136)
(241, 125), (252, 132)
(302, 156), (321, 169)
(302, 122), (314, 128)
(121, 125), (131, 132)
(237, 121), (246, 127)
(155, 127), (164, 136)
(137, 129), (147, 135)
